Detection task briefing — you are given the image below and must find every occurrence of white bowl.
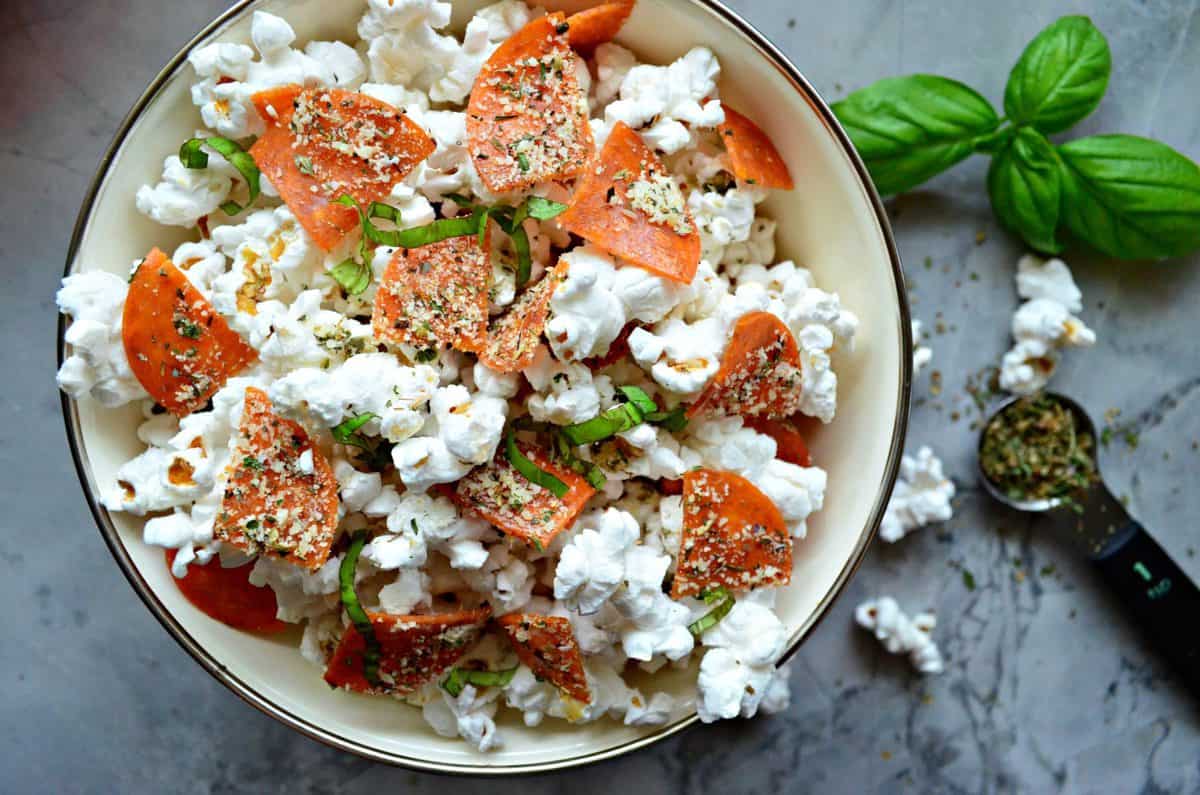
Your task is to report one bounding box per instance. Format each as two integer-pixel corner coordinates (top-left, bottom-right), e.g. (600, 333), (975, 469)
(59, 0), (910, 774)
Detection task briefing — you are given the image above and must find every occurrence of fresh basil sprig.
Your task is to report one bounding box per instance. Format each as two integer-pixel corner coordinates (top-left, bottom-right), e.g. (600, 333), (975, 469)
(179, 136), (261, 216)
(832, 15), (1200, 261)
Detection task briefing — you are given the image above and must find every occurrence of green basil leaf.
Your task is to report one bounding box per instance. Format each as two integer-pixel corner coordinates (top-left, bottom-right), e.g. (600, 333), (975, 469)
(180, 137), (261, 215)
(1057, 134), (1200, 260)
(442, 665), (518, 697)
(328, 258), (372, 296)
(688, 589), (735, 636)
(617, 385), (659, 415)
(831, 75), (1000, 196)
(526, 196), (568, 220)
(339, 532), (382, 687)
(1004, 16), (1111, 134)
(506, 430), (570, 498)
(552, 431), (607, 490)
(987, 127), (1064, 254)
(646, 406), (688, 433)
(560, 402), (645, 446)
(332, 412), (377, 448)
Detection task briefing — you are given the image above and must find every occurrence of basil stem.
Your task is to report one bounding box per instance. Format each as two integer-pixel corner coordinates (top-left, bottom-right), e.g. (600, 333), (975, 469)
(179, 137), (261, 215)
(688, 588), (735, 636)
(506, 430), (569, 498)
(340, 532), (382, 687)
(441, 665), (519, 697)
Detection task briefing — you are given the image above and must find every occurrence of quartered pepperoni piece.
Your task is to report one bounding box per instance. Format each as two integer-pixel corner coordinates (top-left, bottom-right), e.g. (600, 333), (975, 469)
(744, 416), (813, 467)
(687, 311), (803, 419)
(717, 104), (795, 190)
(565, 1), (635, 55)
(323, 608), (492, 694)
(372, 232), (491, 353)
(466, 14), (593, 193)
(497, 613), (590, 703)
(584, 320), (638, 370)
(249, 85), (435, 251)
(164, 549), (287, 634)
(213, 387), (339, 569)
(478, 261), (567, 373)
(123, 248), (258, 416)
(450, 443), (595, 550)
(557, 121), (701, 284)
(670, 469), (791, 599)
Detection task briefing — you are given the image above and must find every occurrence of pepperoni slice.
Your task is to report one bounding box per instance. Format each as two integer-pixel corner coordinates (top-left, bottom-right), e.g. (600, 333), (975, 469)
(717, 104), (795, 190)
(670, 469), (791, 599)
(164, 549), (287, 634)
(687, 311), (803, 419)
(565, 1), (635, 55)
(557, 121), (701, 284)
(744, 416), (813, 467)
(466, 14), (594, 194)
(323, 608), (492, 694)
(122, 248), (258, 416)
(249, 85), (435, 251)
(213, 387), (340, 569)
(478, 261), (567, 373)
(584, 320), (639, 370)
(450, 443), (595, 549)
(497, 613), (590, 703)
(372, 232), (491, 353)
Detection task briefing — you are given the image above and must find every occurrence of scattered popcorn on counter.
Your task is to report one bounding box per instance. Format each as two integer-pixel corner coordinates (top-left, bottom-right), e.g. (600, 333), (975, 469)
(1000, 255), (1096, 395)
(912, 319), (932, 376)
(855, 596), (944, 675)
(879, 446), (955, 543)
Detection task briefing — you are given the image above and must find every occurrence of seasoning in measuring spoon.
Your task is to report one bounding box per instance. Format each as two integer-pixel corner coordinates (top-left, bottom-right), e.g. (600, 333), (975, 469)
(980, 394), (1099, 510)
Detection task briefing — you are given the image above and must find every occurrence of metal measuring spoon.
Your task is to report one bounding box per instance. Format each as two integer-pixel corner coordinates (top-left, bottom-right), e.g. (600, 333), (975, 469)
(978, 392), (1200, 694)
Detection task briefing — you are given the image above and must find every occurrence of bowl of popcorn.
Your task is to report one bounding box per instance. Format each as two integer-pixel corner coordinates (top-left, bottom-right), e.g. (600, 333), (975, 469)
(56, 0), (910, 773)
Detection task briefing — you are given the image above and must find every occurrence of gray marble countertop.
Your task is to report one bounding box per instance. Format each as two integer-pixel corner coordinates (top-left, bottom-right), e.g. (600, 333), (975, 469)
(5, 0), (1199, 792)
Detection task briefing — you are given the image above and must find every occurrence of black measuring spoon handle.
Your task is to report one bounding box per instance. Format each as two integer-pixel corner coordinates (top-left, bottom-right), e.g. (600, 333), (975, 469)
(1093, 521), (1200, 695)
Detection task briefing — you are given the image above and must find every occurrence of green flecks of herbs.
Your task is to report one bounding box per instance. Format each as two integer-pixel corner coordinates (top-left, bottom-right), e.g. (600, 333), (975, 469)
(832, 15), (1200, 260)
(415, 348), (439, 364)
(962, 569), (977, 591)
(294, 155), (316, 176)
(242, 456), (263, 471)
(174, 317), (203, 339)
(179, 136), (261, 215)
(980, 394), (1099, 510)
(340, 531), (382, 687)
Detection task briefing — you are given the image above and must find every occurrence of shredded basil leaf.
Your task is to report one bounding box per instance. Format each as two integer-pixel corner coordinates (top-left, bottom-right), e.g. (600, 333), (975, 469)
(506, 430), (569, 498)
(415, 348), (438, 363)
(688, 588), (735, 636)
(525, 196), (568, 220)
(646, 405), (689, 433)
(516, 152), (531, 172)
(328, 258), (372, 295)
(553, 431), (607, 490)
(559, 385), (664, 446)
(179, 137), (261, 215)
(617, 385), (658, 415)
(340, 532), (382, 686)
(332, 413), (377, 449)
(442, 665), (519, 697)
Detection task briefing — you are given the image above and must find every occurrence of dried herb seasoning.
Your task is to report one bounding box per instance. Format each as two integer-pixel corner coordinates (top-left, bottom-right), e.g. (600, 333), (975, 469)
(980, 394), (1098, 509)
